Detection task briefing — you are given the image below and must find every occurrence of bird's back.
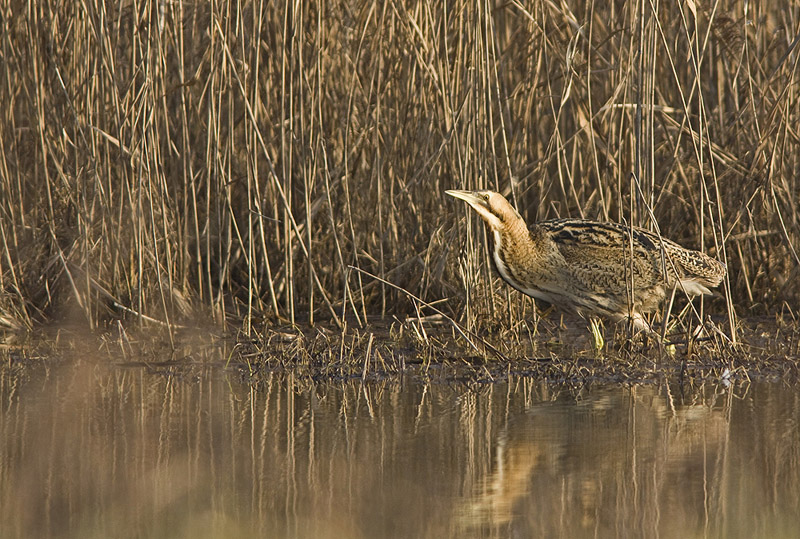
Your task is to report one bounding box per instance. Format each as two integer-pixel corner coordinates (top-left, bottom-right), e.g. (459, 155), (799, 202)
(531, 218), (725, 317)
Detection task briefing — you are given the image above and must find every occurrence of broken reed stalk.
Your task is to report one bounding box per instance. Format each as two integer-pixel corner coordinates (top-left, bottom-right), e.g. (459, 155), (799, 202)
(348, 266), (508, 361)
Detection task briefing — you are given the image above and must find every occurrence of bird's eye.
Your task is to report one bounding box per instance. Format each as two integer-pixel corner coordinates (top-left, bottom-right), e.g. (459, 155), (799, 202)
(482, 193), (490, 201)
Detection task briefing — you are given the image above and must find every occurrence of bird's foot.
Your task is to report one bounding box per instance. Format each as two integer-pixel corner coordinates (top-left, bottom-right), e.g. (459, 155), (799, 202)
(589, 318), (605, 352)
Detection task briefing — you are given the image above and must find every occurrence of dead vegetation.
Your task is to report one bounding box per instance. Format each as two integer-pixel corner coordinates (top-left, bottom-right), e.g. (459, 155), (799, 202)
(0, 1), (798, 364)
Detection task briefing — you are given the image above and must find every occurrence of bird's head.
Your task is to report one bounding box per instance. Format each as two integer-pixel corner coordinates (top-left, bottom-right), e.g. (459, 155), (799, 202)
(445, 189), (522, 232)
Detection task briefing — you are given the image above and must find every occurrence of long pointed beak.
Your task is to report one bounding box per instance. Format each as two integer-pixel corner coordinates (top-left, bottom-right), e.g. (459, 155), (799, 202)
(445, 189), (486, 208)
(446, 189), (503, 230)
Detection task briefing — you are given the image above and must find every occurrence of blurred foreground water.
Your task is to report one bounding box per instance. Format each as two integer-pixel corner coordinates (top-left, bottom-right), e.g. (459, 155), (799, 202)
(2, 349), (798, 539)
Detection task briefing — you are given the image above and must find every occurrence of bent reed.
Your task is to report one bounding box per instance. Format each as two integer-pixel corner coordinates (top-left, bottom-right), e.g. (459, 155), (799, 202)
(0, 1), (797, 350)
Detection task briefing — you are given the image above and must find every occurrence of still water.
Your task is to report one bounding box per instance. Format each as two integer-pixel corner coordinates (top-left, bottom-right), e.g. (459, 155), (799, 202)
(2, 353), (799, 539)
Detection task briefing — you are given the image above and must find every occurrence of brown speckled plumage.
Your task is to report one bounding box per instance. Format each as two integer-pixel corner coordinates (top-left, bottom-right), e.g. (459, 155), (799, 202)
(446, 189), (726, 330)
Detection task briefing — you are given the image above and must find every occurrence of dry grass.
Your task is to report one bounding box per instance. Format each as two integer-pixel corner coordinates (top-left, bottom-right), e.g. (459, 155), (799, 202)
(0, 1), (798, 355)
(228, 315), (800, 385)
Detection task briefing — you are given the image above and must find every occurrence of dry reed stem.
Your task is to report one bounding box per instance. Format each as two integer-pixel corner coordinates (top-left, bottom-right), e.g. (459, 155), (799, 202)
(0, 1), (796, 357)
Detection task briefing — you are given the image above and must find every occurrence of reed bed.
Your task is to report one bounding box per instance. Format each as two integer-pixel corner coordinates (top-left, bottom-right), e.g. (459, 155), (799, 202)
(0, 0), (798, 352)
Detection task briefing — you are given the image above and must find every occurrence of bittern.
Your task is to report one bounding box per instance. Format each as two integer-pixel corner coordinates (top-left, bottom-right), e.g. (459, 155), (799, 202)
(446, 189), (726, 335)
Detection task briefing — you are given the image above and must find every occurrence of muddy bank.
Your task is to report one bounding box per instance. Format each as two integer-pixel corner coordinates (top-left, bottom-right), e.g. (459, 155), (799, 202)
(4, 316), (797, 387)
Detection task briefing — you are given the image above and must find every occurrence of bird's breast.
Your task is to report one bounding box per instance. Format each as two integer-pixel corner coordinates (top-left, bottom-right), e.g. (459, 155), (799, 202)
(490, 229), (556, 300)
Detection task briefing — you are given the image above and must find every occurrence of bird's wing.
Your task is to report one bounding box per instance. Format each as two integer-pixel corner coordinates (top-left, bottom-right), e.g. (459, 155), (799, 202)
(537, 219), (667, 295)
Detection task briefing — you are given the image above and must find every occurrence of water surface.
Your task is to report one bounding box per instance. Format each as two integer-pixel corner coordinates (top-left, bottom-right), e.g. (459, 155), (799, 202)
(2, 352), (798, 538)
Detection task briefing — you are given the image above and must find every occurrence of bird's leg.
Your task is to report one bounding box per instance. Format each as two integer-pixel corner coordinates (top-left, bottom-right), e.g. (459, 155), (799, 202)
(630, 312), (651, 333)
(660, 283), (679, 342)
(630, 312), (678, 356)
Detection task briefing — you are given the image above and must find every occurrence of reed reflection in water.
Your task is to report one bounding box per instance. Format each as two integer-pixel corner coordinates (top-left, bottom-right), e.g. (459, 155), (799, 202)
(1, 356), (799, 538)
